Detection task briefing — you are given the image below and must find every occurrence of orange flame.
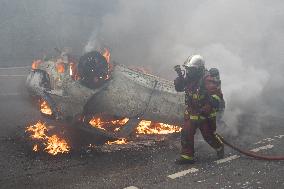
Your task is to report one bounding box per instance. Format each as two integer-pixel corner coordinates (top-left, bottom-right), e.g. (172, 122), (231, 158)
(136, 121), (181, 135)
(31, 60), (42, 70)
(33, 144), (39, 152)
(69, 63), (74, 76)
(89, 117), (129, 132)
(102, 48), (111, 80)
(89, 116), (180, 135)
(102, 48), (110, 63)
(111, 118), (129, 125)
(44, 135), (70, 155)
(25, 121), (70, 155)
(69, 62), (80, 80)
(107, 138), (128, 145)
(89, 117), (107, 130)
(56, 62), (65, 73)
(26, 121), (48, 139)
(97, 48), (112, 80)
(40, 100), (52, 115)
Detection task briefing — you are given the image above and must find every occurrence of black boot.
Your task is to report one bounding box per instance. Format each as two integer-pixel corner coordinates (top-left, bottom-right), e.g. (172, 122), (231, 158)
(216, 146), (224, 159)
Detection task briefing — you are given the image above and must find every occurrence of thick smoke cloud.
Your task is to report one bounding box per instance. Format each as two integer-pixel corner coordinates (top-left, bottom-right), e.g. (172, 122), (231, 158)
(1, 0), (284, 135)
(84, 0), (284, 135)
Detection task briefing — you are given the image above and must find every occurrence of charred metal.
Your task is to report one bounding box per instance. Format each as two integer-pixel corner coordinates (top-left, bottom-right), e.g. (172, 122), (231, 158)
(25, 50), (185, 140)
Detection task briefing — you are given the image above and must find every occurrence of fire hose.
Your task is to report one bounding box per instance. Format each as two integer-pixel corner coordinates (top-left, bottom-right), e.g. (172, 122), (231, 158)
(216, 133), (284, 160)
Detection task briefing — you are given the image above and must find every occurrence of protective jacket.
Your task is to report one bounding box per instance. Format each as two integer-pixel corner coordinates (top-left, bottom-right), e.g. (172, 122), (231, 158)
(174, 69), (224, 159)
(174, 70), (223, 120)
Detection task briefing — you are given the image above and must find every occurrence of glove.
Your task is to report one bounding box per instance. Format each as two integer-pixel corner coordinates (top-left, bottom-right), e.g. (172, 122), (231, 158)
(209, 95), (221, 109)
(174, 77), (185, 92)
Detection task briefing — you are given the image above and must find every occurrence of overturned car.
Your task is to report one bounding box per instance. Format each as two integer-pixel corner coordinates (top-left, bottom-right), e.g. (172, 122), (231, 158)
(26, 49), (185, 141)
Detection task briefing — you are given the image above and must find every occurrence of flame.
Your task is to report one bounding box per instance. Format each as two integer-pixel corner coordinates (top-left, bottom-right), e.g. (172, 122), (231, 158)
(31, 60), (42, 70)
(89, 117), (129, 132)
(89, 117), (107, 130)
(107, 138), (127, 145)
(69, 62), (80, 80)
(111, 118), (129, 125)
(56, 62), (65, 73)
(89, 116), (180, 135)
(25, 121), (70, 155)
(44, 135), (70, 155)
(33, 144), (39, 152)
(26, 121), (48, 139)
(136, 121), (181, 135)
(101, 48), (112, 80)
(102, 48), (110, 63)
(69, 63), (73, 76)
(40, 100), (52, 115)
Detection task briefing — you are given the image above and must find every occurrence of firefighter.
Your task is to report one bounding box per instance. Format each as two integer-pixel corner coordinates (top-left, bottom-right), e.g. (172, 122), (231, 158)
(174, 55), (224, 164)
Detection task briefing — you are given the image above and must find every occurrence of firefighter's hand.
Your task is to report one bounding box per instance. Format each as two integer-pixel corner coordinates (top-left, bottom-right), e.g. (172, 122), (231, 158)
(200, 104), (212, 115)
(174, 77), (185, 92)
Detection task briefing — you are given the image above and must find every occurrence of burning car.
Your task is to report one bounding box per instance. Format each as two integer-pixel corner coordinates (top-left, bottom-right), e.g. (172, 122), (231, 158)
(25, 48), (184, 143)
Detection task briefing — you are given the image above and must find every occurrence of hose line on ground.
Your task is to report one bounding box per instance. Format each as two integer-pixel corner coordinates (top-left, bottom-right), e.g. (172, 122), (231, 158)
(216, 133), (284, 160)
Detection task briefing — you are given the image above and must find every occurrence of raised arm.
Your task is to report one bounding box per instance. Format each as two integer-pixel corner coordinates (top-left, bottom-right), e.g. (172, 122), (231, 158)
(174, 76), (186, 92)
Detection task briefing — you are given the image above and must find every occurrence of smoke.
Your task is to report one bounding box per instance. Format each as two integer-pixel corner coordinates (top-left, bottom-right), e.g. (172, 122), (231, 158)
(1, 0), (283, 136)
(84, 0), (284, 135)
(0, 0), (117, 65)
(84, 29), (99, 53)
(200, 43), (269, 135)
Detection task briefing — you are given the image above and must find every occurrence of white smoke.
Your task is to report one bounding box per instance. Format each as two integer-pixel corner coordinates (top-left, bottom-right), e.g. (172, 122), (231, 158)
(84, 0), (284, 135)
(84, 28), (101, 53)
(200, 44), (269, 135)
(2, 0), (281, 135)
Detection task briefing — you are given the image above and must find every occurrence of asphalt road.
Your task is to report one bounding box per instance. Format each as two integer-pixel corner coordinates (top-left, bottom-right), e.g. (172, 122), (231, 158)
(0, 67), (284, 189)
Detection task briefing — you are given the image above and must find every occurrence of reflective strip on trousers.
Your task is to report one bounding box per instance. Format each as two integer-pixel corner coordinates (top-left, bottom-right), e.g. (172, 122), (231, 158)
(192, 94), (205, 100)
(189, 115), (205, 120)
(189, 112), (216, 120)
(181, 154), (193, 160)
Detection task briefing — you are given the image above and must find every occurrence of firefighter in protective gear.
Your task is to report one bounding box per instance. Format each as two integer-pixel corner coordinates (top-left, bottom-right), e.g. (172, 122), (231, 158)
(174, 54), (224, 164)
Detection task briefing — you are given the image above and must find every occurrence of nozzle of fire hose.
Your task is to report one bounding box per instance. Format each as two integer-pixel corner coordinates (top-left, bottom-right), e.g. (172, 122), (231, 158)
(215, 133), (284, 161)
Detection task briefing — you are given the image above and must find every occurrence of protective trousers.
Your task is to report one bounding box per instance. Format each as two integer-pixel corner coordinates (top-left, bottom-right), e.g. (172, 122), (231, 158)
(181, 117), (223, 157)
